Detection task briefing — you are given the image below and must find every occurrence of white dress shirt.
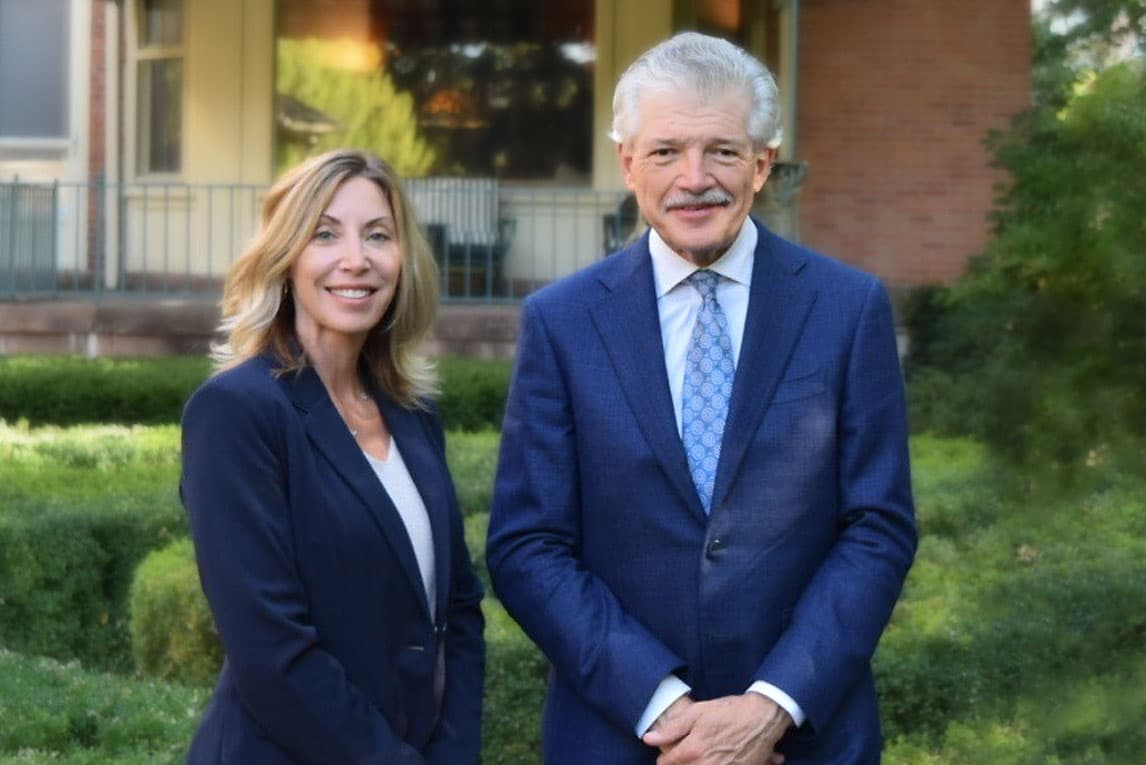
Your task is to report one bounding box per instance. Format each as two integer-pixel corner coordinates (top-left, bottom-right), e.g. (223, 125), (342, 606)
(634, 219), (806, 737)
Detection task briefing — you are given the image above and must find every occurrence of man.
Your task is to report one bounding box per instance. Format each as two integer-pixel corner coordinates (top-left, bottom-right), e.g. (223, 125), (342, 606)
(487, 32), (916, 764)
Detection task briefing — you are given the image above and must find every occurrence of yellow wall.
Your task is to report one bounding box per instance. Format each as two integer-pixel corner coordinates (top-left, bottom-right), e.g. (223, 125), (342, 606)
(591, 0), (675, 190)
(184, 0), (275, 185)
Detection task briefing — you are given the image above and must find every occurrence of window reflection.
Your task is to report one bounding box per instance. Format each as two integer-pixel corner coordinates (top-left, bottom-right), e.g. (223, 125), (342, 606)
(275, 0), (594, 182)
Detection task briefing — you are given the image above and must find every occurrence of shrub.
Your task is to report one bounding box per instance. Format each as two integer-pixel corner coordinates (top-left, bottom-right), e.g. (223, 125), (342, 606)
(0, 356), (210, 426)
(436, 356), (512, 432)
(0, 355), (511, 431)
(0, 649), (206, 764)
(129, 539), (222, 687)
(0, 424), (185, 670)
(904, 62), (1146, 471)
(876, 438), (1146, 761)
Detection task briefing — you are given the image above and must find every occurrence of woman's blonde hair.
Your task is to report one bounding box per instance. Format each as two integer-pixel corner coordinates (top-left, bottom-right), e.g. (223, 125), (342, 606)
(212, 149), (439, 407)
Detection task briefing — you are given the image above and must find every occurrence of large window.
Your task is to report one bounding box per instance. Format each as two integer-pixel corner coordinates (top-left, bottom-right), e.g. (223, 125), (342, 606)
(275, 0), (594, 182)
(135, 0), (184, 174)
(0, 0), (69, 139)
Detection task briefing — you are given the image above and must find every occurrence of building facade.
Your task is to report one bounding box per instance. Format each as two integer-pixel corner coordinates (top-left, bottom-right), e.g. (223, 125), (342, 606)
(0, 0), (1031, 352)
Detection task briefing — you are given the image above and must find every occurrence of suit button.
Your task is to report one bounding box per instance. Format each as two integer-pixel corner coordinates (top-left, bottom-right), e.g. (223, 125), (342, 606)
(706, 538), (725, 558)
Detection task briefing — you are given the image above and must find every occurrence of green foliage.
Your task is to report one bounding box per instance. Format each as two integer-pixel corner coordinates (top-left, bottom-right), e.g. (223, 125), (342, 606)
(447, 429), (501, 516)
(3, 432), (1144, 763)
(905, 61), (1146, 471)
(0, 356), (210, 426)
(276, 38), (435, 176)
(877, 437), (1146, 764)
(0, 649), (205, 764)
(0, 425), (184, 670)
(0, 355), (509, 431)
(129, 540), (221, 687)
(436, 356), (512, 432)
(481, 598), (546, 764)
(1041, 0), (1146, 60)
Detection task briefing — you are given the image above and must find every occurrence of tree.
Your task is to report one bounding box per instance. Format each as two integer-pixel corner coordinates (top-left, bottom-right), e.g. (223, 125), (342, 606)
(907, 56), (1146, 472)
(275, 38), (435, 177)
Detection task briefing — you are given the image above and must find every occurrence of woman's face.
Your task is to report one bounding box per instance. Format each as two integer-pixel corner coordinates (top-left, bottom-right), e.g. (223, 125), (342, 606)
(289, 176), (402, 351)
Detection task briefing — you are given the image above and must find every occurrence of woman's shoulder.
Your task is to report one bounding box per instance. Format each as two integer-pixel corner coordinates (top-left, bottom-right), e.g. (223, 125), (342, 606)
(185, 354), (292, 419)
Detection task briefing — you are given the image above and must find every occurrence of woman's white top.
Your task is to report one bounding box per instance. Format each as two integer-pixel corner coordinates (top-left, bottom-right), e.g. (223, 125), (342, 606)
(363, 439), (437, 613)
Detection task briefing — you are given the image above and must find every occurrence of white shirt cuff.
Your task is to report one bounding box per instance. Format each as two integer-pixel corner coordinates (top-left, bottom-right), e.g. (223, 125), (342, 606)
(635, 675), (692, 737)
(748, 681), (806, 727)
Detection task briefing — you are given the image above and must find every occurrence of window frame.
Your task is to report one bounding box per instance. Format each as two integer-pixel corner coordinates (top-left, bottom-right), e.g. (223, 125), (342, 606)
(128, 0), (186, 178)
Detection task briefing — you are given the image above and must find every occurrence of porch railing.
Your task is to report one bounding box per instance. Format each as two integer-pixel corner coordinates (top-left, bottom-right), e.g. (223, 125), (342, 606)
(0, 179), (637, 303)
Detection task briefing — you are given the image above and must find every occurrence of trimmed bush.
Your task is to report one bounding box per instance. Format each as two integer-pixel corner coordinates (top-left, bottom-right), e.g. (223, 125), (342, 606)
(129, 539), (222, 687)
(0, 356), (211, 426)
(0, 649), (206, 764)
(436, 356), (512, 432)
(0, 423), (185, 670)
(0, 355), (511, 431)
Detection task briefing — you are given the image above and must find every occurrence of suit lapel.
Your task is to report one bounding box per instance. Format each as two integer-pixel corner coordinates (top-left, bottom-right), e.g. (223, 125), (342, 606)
(711, 223), (818, 510)
(286, 367), (433, 620)
(377, 396), (452, 626)
(589, 243), (708, 523)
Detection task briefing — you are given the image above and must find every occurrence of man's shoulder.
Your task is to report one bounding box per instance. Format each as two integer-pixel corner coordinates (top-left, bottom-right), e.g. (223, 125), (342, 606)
(757, 223), (881, 292)
(525, 238), (648, 313)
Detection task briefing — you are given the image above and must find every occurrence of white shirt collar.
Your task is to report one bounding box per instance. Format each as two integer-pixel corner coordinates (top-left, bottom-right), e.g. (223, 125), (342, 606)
(649, 218), (757, 299)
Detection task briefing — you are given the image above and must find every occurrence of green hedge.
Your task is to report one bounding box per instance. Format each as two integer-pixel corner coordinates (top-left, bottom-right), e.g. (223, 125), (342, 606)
(0, 355), (511, 431)
(0, 649), (207, 764)
(0, 356), (212, 427)
(0, 424), (185, 671)
(128, 539), (222, 688)
(0, 422), (499, 675)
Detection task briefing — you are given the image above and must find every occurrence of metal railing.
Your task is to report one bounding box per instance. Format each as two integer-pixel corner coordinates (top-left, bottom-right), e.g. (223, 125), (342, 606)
(0, 179), (637, 303)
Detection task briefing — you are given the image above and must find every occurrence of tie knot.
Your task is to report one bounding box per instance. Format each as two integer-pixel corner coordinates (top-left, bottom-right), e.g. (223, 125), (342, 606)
(687, 269), (720, 300)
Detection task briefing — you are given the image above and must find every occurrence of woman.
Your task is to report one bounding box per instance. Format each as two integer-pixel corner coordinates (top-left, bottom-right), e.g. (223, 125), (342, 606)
(181, 150), (484, 764)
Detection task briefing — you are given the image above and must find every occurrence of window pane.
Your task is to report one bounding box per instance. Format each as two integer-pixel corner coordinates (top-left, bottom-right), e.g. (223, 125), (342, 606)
(141, 0), (183, 48)
(138, 59), (183, 173)
(275, 0), (594, 182)
(0, 0), (69, 137)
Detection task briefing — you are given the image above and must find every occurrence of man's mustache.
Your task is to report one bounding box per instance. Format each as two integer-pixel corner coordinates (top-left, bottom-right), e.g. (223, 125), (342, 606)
(665, 189), (734, 209)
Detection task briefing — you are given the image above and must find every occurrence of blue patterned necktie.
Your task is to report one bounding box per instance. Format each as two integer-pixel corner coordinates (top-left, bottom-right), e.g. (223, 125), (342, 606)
(681, 269), (735, 514)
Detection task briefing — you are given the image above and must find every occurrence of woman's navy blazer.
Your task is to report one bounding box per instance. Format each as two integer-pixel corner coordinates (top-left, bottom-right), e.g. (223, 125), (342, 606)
(181, 354), (484, 764)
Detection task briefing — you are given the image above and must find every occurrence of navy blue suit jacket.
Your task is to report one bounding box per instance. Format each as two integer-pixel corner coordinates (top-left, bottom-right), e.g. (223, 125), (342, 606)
(486, 220), (916, 764)
(181, 355), (484, 764)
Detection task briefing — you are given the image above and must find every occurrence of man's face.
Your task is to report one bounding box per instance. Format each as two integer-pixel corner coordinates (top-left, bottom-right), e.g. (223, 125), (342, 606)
(619, 88), (774, 266)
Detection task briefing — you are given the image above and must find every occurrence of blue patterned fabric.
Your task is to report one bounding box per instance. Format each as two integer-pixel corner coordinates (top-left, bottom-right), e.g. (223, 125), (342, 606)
(681, 269), (735, 513)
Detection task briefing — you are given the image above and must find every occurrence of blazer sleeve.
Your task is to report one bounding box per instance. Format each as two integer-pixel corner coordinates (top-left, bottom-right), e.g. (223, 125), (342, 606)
(181, 379), (426, 765)
(486, 298), (686, 733)
(754, 279), (918, 732)
(422, 414), (486, 765)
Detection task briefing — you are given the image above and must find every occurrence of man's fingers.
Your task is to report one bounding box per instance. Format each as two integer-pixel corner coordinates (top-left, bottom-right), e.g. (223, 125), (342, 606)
(643, 725), (684, 748)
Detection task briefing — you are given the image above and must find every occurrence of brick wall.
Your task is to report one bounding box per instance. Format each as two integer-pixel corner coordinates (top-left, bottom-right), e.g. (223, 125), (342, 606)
(796, 0), (1031, 286)
(88, 1), (106, 183)
(87, 0), (107, 274)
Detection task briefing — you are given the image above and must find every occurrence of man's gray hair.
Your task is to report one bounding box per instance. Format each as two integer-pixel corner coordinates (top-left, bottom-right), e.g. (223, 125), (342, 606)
(610, 31), (783, 150)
